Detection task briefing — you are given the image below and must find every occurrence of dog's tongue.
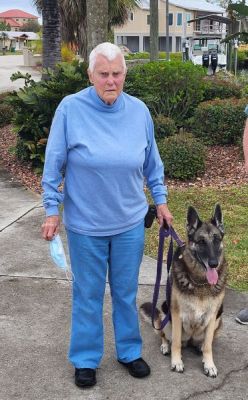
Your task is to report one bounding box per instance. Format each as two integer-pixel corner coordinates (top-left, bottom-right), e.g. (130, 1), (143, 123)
(206, 267), (218, 285)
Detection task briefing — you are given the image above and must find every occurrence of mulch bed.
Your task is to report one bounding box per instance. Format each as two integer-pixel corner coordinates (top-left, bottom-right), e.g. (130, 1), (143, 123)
(0, 124), (247, 194)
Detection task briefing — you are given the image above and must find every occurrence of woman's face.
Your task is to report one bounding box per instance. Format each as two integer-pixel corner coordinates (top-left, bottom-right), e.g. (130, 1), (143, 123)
(88, 54), (126, 105)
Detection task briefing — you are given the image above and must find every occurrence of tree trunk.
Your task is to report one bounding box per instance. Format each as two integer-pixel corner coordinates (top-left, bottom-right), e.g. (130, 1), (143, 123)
(150, 0), (159, 61)
(165, 0), (170, 61)
(78, 17), (87, 60)
(42, 0), (61, 73)
(86, 0), (108, 60)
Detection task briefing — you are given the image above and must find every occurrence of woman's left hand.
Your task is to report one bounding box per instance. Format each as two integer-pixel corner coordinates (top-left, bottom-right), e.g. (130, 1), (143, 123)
(156, 204), (173, 227)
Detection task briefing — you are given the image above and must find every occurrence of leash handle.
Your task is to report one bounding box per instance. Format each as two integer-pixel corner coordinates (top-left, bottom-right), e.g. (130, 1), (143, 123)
(151, 224), (184, 330)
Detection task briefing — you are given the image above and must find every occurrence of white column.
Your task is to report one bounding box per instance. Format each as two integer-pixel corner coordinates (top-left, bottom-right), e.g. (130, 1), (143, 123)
(139, 35), (144, 52)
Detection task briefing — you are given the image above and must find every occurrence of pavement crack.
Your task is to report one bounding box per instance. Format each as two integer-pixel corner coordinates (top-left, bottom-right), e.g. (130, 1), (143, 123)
(0, 274), (71, 282)
(0, 204), (42, 232)
(181, 363), (248, 400)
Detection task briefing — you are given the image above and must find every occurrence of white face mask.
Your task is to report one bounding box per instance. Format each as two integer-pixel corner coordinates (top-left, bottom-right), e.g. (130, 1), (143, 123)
(49, 234), (68, 270)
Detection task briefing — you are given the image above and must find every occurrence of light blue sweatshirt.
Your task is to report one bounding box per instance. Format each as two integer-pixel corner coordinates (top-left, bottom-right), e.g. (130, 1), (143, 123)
(42, 86), (167, 236)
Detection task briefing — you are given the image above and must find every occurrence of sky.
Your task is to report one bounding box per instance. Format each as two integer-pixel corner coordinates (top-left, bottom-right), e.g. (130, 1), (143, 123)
(0, 0), (41, 18)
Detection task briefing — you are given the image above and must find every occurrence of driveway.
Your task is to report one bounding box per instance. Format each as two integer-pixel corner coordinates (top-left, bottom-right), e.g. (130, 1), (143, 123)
(0, 54), (41, 93)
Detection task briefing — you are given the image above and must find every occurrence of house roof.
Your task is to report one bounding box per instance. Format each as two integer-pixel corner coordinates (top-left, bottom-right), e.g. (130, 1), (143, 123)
(188, 14), (232, 25)
(0, 31), (39, 40)
(137, 1), (149, 10)
(168, 1), (224, 13)
(137, 1), (225, 13)
(0, 9), (38, 19)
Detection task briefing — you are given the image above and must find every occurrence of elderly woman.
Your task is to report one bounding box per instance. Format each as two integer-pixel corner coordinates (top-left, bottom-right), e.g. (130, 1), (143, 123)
(41, 42), (173, 388)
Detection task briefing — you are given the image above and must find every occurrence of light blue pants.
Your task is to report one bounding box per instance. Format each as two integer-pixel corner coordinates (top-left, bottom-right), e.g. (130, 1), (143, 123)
(66, 222), (144, 369)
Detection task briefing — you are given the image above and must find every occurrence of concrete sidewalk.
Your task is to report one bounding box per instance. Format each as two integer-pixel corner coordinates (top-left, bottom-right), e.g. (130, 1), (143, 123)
(0, 166), (247, 400)
(0, 55), (41, 93)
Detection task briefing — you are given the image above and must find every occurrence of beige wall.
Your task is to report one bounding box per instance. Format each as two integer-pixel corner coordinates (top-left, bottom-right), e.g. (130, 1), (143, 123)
(114, 1), (194, 37)
(12, 17), (37, 25)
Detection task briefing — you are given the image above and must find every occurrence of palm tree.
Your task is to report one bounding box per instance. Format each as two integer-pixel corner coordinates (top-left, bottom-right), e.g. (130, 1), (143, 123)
(108, 0), (138, 28)
(38, 0), (61, 71)
(34, 0), (138, 60)
(59, 0), (86, 58)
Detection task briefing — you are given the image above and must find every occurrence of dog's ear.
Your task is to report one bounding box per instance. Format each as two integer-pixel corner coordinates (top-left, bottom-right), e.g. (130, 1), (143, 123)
(187, 206), (202, 238)
(211, 204), (224, 236)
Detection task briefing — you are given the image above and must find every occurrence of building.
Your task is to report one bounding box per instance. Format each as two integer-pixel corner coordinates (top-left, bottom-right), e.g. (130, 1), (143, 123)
(0, 9), (38, 32)
(0, 31), (39, 51)
(114, 0), (225, 53)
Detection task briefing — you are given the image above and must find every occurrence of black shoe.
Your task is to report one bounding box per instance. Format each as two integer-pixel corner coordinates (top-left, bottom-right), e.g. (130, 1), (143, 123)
(118, 357), (151, 378)
(235, 308), (248, 325)
(75, 368), (96, 388)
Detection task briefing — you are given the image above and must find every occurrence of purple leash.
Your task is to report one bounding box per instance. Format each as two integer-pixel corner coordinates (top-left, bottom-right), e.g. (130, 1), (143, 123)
(152, 224), (185, 330)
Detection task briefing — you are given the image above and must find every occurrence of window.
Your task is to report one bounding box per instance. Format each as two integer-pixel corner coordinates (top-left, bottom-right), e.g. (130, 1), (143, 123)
(186, 13), (191, 27)
(169, 13), (173, 26)
(128, 11), (134, 21)
(147, 15), (150, 25)
(177, 13), (182, 26)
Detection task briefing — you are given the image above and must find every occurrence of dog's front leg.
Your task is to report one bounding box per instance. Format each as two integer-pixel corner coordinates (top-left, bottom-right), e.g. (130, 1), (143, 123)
(202, 317), (218, 378)
(171, 311), (184, 373)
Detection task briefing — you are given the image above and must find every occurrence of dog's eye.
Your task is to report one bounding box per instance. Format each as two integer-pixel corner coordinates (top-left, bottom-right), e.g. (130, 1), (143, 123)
(213, 236), (221, 244)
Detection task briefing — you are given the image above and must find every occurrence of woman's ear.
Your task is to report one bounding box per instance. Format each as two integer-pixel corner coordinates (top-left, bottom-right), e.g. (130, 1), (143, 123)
(87, 68), (94, 84)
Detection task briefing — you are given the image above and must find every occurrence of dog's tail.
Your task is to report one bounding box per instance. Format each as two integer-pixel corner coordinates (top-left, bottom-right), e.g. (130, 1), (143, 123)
(140, 301), (170, 329)
(140, 302), (160, 325)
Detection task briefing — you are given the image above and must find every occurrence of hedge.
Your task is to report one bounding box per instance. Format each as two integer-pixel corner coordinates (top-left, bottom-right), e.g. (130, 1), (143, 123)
(191, 97), (247, 145)
(158, 132), (206, 180)
(125, 61), (205, 124)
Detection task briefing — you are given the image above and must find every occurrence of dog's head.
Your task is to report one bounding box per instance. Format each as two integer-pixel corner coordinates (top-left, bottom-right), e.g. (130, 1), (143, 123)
(186, 204), (224, 285)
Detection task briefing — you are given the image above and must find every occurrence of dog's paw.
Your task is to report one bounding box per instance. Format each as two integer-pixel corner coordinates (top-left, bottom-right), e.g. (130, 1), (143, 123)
(160, 343), (170, 355)
(203, 362), (218, 378)
(171, 359), (184, 373)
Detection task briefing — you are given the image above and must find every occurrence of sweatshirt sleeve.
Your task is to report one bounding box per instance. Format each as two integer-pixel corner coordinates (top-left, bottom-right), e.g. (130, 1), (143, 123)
(41, 108), (68, 217)
(143, 112), (168, 205)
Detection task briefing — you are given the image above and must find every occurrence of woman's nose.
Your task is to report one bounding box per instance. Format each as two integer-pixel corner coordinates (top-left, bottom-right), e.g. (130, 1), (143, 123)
(106, 75), (114, 85)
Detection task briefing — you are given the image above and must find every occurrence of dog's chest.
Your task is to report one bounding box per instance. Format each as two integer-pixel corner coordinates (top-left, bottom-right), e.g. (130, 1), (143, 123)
(180, 297), (217, 334)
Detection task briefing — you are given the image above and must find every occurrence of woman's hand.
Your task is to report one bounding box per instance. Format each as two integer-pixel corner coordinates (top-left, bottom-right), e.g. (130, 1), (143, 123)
(245, 160), (248, 174)
(156, 204), (173, 227)
(41, 215), (60, 241)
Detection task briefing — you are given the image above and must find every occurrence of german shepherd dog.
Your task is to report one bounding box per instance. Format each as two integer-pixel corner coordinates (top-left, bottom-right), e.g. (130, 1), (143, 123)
(140, 204), (227, 378)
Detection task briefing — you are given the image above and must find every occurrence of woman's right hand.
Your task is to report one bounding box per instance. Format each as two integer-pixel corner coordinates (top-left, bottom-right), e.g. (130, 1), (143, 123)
(41, 215), (60, 241)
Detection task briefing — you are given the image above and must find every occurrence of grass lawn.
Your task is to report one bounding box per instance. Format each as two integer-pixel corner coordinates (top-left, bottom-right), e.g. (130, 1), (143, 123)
(144, 185), (248, 292)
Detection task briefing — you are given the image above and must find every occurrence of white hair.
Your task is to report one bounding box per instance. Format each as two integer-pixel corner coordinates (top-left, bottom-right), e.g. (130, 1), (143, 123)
(88, 42), (127, 72)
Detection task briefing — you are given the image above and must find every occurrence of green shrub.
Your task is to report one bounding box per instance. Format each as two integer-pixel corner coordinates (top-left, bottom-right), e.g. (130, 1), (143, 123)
(0, 91), (12, 101)
(191, 97), (247, 145)
(125, 52), (182, 61)
(236, 69), (248, 96)
(158, 52), (182, 62)
(154, 115), (176, 140)
(8, 61), (89, 172)
(236, 49), (248, 70)
(203, 77), (242, 101)
(125, 61), (205, 124)
(0, 103), (14, 127)
(158, 132), (206, 180)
